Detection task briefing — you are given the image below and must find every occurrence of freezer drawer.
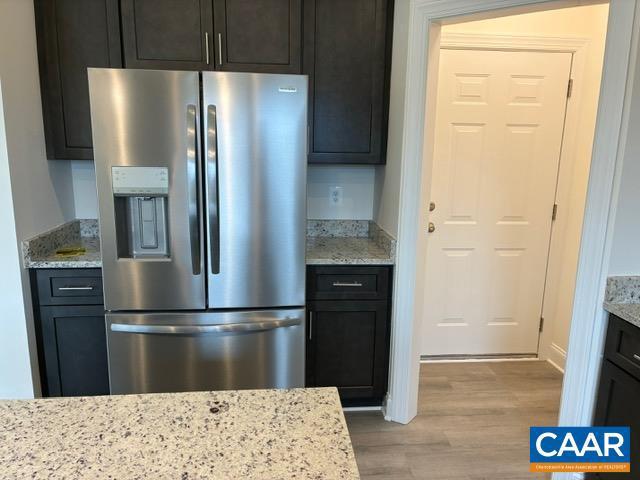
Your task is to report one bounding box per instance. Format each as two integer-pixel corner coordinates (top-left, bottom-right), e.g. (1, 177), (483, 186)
(106, 309), (305, 394)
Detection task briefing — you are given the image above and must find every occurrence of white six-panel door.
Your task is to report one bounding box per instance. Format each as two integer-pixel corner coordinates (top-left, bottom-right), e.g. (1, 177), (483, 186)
(421, 49), (572, 356)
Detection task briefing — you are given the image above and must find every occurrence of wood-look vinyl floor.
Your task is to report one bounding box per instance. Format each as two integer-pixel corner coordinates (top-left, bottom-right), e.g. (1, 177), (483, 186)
(345, 361), (563, 480)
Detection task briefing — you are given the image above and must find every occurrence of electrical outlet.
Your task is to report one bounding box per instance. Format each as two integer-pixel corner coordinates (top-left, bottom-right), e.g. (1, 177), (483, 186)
(329, 186), (343, 207)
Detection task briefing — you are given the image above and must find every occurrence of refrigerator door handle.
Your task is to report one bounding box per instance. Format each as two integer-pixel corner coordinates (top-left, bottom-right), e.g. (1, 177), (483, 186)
(207, 104), (220, 274)
(110, 317), (301, 335)
(187, 104), (201, 275)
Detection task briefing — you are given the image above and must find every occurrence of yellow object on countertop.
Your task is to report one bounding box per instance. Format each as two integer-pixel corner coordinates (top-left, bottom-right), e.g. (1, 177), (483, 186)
(55, 246), (86, 257)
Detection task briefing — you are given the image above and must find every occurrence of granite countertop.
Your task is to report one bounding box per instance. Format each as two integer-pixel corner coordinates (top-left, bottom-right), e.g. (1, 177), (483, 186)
(0, 387), (359, 479)
(305, 220), (395, 265)
(23, 219), (396, 269)
(603, 276), (640, 329)
(22, 219), (102, 269)
(306, 237), (393, 265)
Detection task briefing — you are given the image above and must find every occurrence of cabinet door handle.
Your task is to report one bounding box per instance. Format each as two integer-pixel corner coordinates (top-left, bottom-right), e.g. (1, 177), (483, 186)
(205, 32), (210, 64)
(308, 311), (313, 340)
(58, 286), (94, 291)
(332, 281), (363, 287)
(633, 354), (640, 362)
(217, 33), (223, 66)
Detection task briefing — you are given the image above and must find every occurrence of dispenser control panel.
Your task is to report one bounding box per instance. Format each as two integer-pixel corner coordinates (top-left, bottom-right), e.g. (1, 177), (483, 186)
(112, 166), (169, 196)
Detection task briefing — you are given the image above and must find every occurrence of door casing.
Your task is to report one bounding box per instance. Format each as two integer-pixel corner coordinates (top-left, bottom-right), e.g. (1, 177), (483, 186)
(385, 1), (639, 453)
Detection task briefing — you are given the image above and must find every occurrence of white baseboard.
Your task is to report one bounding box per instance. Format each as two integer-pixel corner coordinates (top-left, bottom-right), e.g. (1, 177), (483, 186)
(421, 356), (539, 364)
(343, 406), (382, 412)
(547, 343), (567, 373)
(553, 471), (584, 480)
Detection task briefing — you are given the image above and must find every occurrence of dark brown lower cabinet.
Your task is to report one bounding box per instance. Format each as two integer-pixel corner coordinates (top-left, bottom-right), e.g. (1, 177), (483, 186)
(306, 300), (389, 405)
(589, 315), (640, 479)
(306, 265), (392, 406)
(31, 269), (108, 397)
(37, 306), (109, 397)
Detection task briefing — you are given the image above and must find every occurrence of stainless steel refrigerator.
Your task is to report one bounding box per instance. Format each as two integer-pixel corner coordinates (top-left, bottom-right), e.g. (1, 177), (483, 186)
(88, 68), (307, 395)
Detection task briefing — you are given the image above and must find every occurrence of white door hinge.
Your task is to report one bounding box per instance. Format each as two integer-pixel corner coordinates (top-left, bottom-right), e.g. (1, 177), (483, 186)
(539, 316), (545, 333)
(552, 203), (558, 221)
(567, 78), (573, 98)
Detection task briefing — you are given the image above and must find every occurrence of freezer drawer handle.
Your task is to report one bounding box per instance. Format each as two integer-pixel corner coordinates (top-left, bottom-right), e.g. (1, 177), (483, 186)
(58, 286), (94, 291)
(110, 317), (301, 335)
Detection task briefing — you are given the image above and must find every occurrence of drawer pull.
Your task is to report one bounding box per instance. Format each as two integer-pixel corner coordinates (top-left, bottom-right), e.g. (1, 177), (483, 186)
(332, 281), (363, 287)
(58, 286), (94, 291)
(633, 354), (640, 363)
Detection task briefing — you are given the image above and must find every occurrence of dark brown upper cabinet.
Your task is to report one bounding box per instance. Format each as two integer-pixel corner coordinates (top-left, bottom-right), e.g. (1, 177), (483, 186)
(120, 0), (214, 70)
(34, 0), (122, 160)
(304, 0), (394, 164)
(35, 0), (393, 163)
(213, 0), (302, 73)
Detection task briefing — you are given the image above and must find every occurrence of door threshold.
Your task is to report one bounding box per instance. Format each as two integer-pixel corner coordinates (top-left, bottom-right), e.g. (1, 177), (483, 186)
(421, 353), (538, 363)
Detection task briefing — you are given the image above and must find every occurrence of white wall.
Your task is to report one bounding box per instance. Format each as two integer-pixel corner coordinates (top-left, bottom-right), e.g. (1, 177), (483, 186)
(374, 0), (410, 236)
(608, 46), (640, 275)
(0, 80), (35, 399)
(70, 162), (378, 221)
(307, 165), (376, 219)
(71, 161), (99, 218)
(0, 3), (75, 236)
(0, 0), (77, 398)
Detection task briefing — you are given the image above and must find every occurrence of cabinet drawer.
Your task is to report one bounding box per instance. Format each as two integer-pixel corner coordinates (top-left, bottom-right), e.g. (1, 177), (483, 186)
(604, 314), (640, 380)
(307, 266), (391, 300)
(34, 269), (104, 306)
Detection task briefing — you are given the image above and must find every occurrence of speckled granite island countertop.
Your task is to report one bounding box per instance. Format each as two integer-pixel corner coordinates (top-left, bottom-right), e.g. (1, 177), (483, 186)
(23, 219), (396, 268)
(0, 387), (359, 480)
(604, 276), (640, 329)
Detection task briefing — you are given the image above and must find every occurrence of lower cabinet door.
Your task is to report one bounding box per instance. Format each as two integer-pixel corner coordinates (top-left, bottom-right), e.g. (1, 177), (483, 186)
(38, 305), (109, 397)
(592, 360), (640, 479)
(306, 300), (390, 405)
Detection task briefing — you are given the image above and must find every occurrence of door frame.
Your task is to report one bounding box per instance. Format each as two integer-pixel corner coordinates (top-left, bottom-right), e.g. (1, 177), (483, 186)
(385, 0), (638, 450)
(434, 32), (590, 363)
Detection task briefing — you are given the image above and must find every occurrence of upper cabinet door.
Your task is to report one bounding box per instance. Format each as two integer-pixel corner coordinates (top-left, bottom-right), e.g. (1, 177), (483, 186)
(35, 0), (122, 160)
(120, 0), (214, 70)
(304, 0), (393, 164)
(213, 0), (302, 73)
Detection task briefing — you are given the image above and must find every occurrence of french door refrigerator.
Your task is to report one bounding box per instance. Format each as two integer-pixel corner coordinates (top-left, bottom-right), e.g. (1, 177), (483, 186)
(88, 68), (307, 394)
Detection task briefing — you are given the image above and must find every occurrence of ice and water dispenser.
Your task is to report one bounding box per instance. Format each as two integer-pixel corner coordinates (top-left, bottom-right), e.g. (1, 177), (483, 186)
(111, 166), (170, 259)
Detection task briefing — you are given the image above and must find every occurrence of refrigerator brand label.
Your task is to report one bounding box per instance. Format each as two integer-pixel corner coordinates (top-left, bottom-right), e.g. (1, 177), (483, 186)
(278, 87), (297, 93)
